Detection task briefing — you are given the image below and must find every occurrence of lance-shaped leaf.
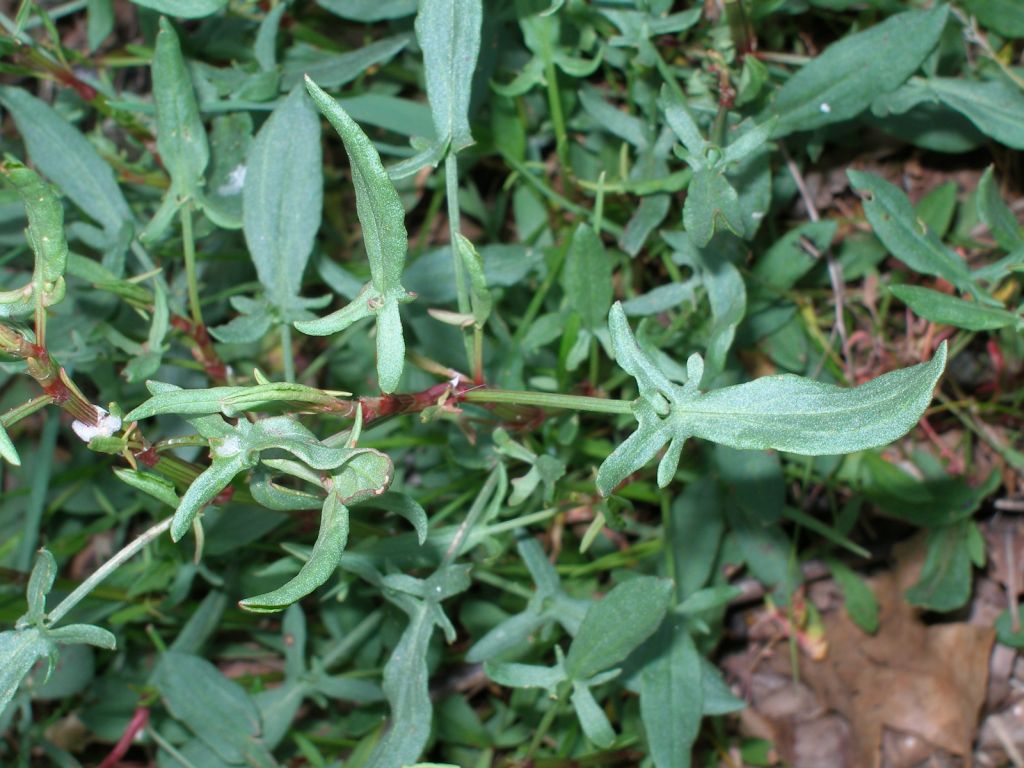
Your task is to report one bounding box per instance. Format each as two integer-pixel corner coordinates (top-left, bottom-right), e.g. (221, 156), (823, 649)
(977, 165), (1024, 252)
(0, 423), (20, 466)
(125, 380), (341, 421)
(1, 159), (68, 316)
(771, 5), (948, 137)
(417, 0), (481, 153)
(241, 448), (392, 611)
(366, 563), (472, 767)
(890, 285), (1020, 331)
(243, 85), (323, 318)
(639, 619), (703, 768)
(0, 87), (133, 238)
(131, 0), (227, 18)
(848, 170), (976, 294)
(564, 576), (672, 681)
(0, 628), (54, 716)
(295, 78), (415, 393)
(240, 491), (350, 613)
(170, 416), (354, 541)
(597, 302), (947, 496)
(141, 18), (208, 241)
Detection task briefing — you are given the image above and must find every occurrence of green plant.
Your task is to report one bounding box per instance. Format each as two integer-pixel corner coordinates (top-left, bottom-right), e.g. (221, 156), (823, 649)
(1, 0), (1020, 765)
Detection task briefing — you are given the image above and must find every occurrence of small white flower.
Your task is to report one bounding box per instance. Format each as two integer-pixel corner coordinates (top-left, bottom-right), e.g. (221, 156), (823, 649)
(819, 102), (831, 114)
(217, 164), (247, 196)
(72, 406), (122, 443)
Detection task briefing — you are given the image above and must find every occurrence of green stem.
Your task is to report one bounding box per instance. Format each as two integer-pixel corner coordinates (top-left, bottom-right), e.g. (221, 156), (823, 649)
(321, 609), (384, 670)
(512, 244), (568, 346)
(281, 323), (295, 383)
(180, 202), (203, 326)
(542, 53), (570, 176)
(47, 515), (173, 624)
(1, 394), (54, 428)
(462, 388), (633, 414)
(526, 683), (568, 759)
(445, 152), (475, 373)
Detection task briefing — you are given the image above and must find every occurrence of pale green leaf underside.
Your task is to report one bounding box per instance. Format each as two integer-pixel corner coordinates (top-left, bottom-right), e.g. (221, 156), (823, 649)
(597, 303), (947, 496)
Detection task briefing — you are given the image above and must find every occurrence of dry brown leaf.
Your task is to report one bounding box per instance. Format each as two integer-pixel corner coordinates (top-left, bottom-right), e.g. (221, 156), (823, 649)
(799, 536), (995, 767)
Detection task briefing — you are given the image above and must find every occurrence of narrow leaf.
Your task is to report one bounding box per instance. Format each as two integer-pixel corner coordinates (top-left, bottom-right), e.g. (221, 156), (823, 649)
(0, 87), (132, 236)
(152, 18), (209, 198)
(562, 223), (613, 330)
(240, 492), (350, 613)
(416, 0), (481, 151)
(772, 5), (948, 136)
(243, 85), (323, 314)
(977, 165), (1024, 252)
(890, 284), (1018, 331)
(847, 170), (974, 292)
(131, 0), (227, 18)
(639, 620), (703, 768)
(0, 628), (53, 716)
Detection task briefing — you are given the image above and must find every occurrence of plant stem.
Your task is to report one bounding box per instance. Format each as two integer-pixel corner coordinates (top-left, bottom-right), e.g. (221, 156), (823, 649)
(462, 388), (633, 414)
(281, 323), (295, 383)
(180, 202), (203, 327)
(541, 50), (570, 177)
(445, 152), (476, 373)
(47, 516), (173, 624)
(321, 609), (384, 670)
(526, 684), (567, 759)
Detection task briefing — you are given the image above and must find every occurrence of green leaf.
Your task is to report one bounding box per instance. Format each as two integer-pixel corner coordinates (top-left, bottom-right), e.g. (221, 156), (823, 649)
(772, 5), (948, 137)
(240, 492), (350, 613)
(124, 381), (339, 421)
(827, 558), (878, 634)
(26, 549), (57, 621)
(172, 449), (254, 542)
(684, 169), (744, 247)
(243, 85), (323, 315)
(455, 234), (492, 328)
(889, 284), (1018, 331)
(46, 624), (117, 650)
(148, 18), (208, 219)
(571, 681), (615, 748)
(904, 522), (974, 612)
(86, 0), (114, 51)
(0, 628), (54, 717)
(154, 651), (274, 766)
(598, 302), (947, 496)
(416, 0), (481, 152)
(959, 0), (1024, 36)
(2, 159), (68, 284)
(0, 87), (132, 237)
(0, 423), (19, 466)
(847, 169), (975, 293)
(485, 659), (567, 690)
(295, 78), (414, 393)
(565, 576), (672, 681)
(977, 165), (1024, 252)
(926, 77), (1024, 151)
(639, 620), (703, 768)
(562, 223), (613, 331)
(282, 35), (412, 91)
(130, 0), (227, 18)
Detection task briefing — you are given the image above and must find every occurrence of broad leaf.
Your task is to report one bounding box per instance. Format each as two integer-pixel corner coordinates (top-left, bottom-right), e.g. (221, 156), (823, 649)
(416, 0), (481, 152)
(0, 628), (54, 716)
(927, 77), (1024, 151)
(0, 87), (132, 237)
(564, 576), (672, 681)
(772, 5), (948, 137)
(243, 84), (323, 316)
(597, 302), (947, 496)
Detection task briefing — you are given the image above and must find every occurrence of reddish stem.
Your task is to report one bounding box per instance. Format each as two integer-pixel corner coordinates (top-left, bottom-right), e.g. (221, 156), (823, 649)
(171, 316), (228, 383)
(97, 706), (149, 768)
